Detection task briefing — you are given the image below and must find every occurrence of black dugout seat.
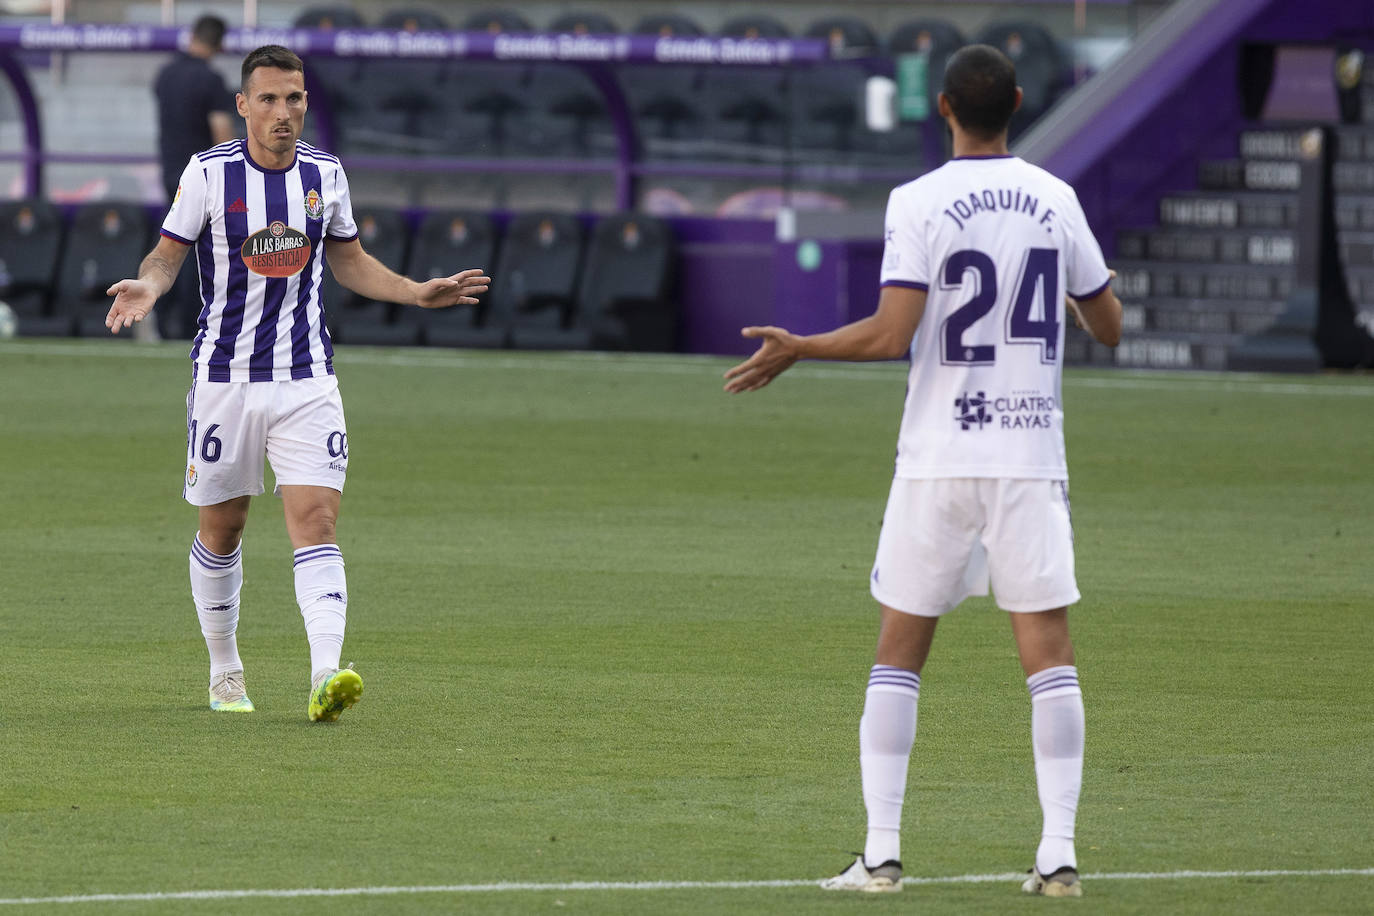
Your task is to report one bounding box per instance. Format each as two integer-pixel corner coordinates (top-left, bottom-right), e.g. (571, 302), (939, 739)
(495, 212), (590, 351)
(0, 198), (70, 336)
(579, 214), (676, 351)
(324, 206), (417, 346)
(58, 203), (150, 338)
(406, 210), (503, 348)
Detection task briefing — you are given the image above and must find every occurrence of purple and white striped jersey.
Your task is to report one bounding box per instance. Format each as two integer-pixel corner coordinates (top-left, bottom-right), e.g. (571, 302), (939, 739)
(162, 139), (359, 382)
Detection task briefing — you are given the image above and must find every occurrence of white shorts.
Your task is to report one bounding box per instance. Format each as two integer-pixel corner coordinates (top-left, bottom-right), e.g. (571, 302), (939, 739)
(183, 376), (348, 506)
(869, 477), (1080, 617)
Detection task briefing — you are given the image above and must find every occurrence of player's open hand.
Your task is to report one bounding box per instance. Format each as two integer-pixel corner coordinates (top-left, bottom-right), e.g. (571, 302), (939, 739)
(104, 279), (157, 333)
(415, 269), (491, 309)
(723, 326), (802, 393)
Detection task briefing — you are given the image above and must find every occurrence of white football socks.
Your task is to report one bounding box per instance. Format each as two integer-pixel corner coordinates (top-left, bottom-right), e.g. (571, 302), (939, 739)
(860, 664), (920, 867)
(293, 544), (347, 686)
(189, 534), (243, 679)
(1028, 665), (1085, 874)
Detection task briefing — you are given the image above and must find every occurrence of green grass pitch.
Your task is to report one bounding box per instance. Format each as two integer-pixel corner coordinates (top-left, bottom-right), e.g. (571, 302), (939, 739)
(1, 340), (1371, 914)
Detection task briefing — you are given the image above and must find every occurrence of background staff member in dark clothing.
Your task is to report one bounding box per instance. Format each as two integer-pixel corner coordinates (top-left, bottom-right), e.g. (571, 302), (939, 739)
(153, 14), (235, 339)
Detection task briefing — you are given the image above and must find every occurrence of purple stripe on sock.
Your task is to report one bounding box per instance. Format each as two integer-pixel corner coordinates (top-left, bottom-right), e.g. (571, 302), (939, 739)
(1031, 678), (1079, 692)
(293, 545), (343, 567)
(868, 664), (920, 691)
(192, 538), (240, 569)
(292, 556), (342, 568)
(191, 547), (237, 568)
(868, 679), (921, 692)
(1029, 671), (1078, 688)
(293, 545), (342, 558)
(1029, 676), (1080, 697)
(868, 671), (920, 683)
(1027, 667), (1077, 686)
(868, 667), (923, 681)
(192, 537), (239, 562)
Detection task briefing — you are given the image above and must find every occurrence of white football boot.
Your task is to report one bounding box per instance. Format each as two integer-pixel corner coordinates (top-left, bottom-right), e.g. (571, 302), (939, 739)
(820, 856), (902, 893)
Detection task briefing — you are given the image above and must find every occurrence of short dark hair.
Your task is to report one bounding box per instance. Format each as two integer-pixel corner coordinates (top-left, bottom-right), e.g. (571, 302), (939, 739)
(942, 44), (1018, 140)
(191, 14), (226, 51)
(241, 45), (305, 91)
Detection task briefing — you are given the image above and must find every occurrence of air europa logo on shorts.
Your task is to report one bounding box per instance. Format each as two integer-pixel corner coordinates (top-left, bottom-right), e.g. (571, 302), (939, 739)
(241, 221), (311, 277)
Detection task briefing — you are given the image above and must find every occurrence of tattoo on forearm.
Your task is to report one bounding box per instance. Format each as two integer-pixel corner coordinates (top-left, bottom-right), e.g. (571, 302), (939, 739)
(139, 253), (176, 290)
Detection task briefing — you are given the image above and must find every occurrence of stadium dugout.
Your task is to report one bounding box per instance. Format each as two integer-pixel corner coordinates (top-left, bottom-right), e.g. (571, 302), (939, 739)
(0, 0), (1371, 369)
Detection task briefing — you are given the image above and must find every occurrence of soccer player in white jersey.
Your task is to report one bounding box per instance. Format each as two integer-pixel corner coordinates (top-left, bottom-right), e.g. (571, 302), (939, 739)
(725, 45), (1122, 898)
(105, 45), (489, 721)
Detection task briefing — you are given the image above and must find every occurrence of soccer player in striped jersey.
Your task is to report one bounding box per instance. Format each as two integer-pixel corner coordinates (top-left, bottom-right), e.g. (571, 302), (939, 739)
(106, 45), (489, 721)
(725, 45), (1122, 898)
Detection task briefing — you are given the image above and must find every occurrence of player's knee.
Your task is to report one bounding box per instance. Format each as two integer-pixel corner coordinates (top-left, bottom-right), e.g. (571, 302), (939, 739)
(1018, 627), (1075, 676)
(197, 526), (244, 556)
(299, 517), (337, 546)
(198, 497), (250, 553)
(874, 607), (938, 671)
(290, 504), (338, 545)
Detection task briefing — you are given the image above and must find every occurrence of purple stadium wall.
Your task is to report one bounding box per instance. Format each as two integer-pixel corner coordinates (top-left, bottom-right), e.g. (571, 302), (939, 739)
(669, 217), (886, 356)
(1072, 0), (1374, 250)
(675, 0), (1373, 358)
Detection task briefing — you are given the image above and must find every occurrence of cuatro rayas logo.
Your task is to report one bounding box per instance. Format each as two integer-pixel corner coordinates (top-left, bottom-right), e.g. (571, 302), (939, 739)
(241, 221), (311, 277)
(954, 391), (992, 430)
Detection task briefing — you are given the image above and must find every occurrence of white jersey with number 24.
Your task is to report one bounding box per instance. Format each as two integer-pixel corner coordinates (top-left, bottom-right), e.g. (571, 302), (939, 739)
(879, 155), (1111, 481)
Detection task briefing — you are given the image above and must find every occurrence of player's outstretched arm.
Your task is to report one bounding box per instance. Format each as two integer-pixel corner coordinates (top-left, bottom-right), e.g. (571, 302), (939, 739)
(105, 235), (190, 333)
(325, 238), (489, 309)
(724, 285), (926, 393)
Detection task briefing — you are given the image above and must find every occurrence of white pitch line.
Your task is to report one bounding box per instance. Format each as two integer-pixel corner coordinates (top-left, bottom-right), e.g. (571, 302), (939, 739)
(1090, 868), (1374, 880)
(0, 868), (1369, 906)
(2, 341), (1371, 395)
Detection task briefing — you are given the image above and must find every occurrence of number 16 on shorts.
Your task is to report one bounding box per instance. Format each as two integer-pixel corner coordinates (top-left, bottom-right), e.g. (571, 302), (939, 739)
(183, 376), (348, 506)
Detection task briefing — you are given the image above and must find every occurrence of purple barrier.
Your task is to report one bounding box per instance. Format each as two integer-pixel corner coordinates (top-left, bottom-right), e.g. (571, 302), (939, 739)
(0, 24), (828, 63)
(669, 217), (886, 355)
(670, 218), (777, 355)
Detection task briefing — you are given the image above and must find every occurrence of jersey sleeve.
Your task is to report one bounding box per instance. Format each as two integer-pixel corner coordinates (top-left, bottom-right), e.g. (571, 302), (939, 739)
(325, 165), (359, 242)
(160, 156), (209, 245)
(879, 186), (929, 291)
(1061, 191), (1112, 300)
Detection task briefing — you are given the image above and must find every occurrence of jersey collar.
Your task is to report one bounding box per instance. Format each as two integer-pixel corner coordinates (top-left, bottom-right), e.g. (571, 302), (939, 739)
(242, 139), (298, 174)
